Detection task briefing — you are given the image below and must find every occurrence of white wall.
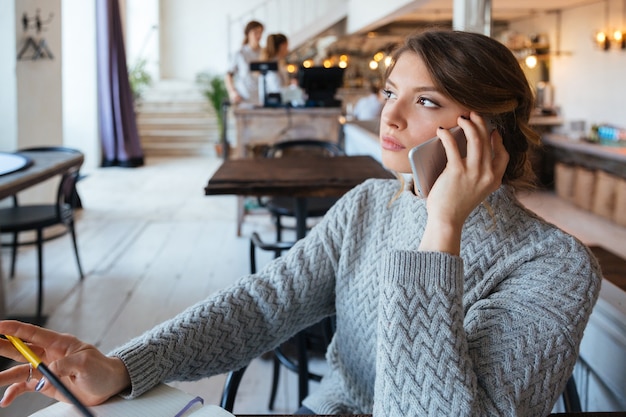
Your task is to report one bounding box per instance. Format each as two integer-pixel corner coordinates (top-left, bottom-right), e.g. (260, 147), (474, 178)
(62, 0), (99, 170)
(0, 1), (17, 152)
(159, 0), (261, 81)
(508, 0), (626, 130)
(15, 0), (63, 150)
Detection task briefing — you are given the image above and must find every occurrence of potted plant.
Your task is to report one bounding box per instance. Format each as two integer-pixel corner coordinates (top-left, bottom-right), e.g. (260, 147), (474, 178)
(128, 58), (153, 101)
(196, 72), (229, 157)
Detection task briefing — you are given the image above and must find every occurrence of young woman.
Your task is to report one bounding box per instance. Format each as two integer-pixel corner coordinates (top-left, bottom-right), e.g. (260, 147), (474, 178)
(0, 30), (600, 416)
(225, 20), (264, 105)
(259, 33), (290, 100)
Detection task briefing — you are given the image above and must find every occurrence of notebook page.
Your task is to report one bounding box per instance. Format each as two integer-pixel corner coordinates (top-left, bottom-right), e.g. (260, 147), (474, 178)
(29, 384), (233, 417)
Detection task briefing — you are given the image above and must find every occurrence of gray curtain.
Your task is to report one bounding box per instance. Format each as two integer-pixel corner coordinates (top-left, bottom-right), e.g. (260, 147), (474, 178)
(96, 0), (144, 167)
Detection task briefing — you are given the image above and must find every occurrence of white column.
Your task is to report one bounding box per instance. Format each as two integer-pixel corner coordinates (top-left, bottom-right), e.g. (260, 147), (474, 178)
(452, 0), (492, 36)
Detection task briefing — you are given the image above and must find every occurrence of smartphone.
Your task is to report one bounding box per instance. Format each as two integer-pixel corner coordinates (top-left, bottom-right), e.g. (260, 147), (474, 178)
(409, 121), (493, 197)
(408, 127), (465, 197)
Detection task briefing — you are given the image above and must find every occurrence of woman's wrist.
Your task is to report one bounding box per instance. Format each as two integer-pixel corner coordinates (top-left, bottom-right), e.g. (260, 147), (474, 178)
(419, 219), (462, 256)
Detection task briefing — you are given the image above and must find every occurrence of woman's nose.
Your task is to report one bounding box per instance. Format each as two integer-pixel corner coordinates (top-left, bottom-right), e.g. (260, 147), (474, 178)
(381, 103), (406, 130)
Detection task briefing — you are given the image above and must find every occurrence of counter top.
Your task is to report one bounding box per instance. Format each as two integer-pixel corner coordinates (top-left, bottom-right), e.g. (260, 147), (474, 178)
(233, 106), (342, 116)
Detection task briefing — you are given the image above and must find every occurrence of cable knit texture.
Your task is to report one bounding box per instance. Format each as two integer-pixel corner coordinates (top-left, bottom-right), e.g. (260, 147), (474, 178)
(108, 179), (601, 416)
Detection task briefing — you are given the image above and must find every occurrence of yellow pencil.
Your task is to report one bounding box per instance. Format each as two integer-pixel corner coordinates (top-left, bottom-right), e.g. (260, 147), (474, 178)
(5, 335), (94, 417)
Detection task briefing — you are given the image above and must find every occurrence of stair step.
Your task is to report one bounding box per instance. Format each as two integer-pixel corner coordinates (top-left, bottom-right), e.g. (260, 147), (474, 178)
(141, 142), (217, 157)
(140, 132), (217, 141)
(136, 118), (218, 127)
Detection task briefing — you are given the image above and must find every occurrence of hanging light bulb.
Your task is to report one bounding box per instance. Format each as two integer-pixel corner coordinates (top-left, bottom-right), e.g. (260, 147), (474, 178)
(525, 54), (538, 69)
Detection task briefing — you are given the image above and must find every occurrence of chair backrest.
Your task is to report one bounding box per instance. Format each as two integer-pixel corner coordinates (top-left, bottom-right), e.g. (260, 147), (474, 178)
(56, 167), (80, 224)
(264, 139), (345, 159)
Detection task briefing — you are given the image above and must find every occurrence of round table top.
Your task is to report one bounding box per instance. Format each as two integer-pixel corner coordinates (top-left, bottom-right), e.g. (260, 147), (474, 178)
(0, 152), (32, 176)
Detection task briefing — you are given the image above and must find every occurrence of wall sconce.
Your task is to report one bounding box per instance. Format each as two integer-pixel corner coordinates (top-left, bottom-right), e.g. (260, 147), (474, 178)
(613, 30), (626, 49)
(595, 30), (611, 50)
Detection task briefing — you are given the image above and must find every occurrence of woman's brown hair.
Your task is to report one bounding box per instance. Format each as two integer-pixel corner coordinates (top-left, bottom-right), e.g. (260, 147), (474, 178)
(261, 33), (288, 61)
(242, 20), (264, 46)
(386, 30), (540, 190)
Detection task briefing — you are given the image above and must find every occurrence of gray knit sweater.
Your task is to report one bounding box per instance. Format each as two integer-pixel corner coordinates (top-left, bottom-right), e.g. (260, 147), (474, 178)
(110, 179), (601, 416)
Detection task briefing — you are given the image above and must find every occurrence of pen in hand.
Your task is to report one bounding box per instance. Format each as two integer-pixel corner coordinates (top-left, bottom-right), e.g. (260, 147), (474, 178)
(4, 335), (95, 417)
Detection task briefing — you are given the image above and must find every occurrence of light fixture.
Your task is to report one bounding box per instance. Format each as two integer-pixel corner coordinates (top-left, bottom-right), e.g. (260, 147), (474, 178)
(525, 54), (538, 69)
(616, 0), (626, 49)
(369, 60), (378, 70)
(596, 30), (610, 50)
(595, 0), (611, 50)
(302, 59), (313, 68)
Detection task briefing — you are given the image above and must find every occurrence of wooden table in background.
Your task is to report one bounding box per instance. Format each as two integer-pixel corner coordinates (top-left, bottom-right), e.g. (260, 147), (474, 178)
(0, 149), (84, 319)
(205, 155), (394, 239)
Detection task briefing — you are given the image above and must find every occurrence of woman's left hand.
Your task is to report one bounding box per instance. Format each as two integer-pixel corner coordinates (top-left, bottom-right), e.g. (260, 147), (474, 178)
(419, 112), (509, 255)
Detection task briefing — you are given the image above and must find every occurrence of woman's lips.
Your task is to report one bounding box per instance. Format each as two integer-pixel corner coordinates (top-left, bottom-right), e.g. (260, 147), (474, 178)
(381, 135), (405, 151)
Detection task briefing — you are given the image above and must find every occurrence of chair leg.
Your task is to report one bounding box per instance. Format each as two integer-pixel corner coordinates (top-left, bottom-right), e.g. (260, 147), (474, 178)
(275, 215), (283, 242)
(249, 238), (257, 274)
(220, 366), (247, 412)
(10, 232), (18, 279)
(563, 375), (582, 412)
(268, 353), (281, 410)
(297, 331), (309, 406)
(36, 229), (44, 321)
(69, 222), (84, 280)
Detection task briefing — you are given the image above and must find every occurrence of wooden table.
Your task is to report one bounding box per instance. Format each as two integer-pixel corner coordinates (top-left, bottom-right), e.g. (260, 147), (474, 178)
(205, 155), (394, 239)
(0, 149), (84, 319)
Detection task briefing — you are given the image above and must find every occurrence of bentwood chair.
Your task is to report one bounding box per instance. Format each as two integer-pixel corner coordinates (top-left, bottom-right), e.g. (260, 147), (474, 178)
(247, 231), (334, 410)
(0, 147), (85, 321)
(258, 139), (345, 242)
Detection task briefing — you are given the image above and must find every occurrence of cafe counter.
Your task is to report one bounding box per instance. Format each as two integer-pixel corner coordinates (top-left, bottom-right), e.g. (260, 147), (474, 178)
(232, 106), (343, 158)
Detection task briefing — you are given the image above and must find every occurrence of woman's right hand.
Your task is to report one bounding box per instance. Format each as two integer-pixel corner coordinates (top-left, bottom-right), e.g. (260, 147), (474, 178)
(0, 320), (131, 407)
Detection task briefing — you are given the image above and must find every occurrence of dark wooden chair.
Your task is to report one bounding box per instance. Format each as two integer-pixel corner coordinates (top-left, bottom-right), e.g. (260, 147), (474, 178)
(0, 147), (85, 321)
(258, 139), (345, 242)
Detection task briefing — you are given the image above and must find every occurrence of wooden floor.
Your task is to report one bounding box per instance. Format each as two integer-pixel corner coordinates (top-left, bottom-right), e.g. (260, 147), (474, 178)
(2, 154), (626, 416)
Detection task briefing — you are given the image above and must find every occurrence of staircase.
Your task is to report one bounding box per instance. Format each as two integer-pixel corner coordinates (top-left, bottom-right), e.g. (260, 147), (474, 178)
(135, 80), (219, 157)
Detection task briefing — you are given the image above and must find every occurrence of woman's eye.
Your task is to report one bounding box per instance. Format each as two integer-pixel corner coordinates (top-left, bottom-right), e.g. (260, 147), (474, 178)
(417, 96), (439, 108)
(381, 89), (395, 100)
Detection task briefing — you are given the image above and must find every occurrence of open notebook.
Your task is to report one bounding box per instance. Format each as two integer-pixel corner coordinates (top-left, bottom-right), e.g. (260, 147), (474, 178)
(29, 384), (235, 417)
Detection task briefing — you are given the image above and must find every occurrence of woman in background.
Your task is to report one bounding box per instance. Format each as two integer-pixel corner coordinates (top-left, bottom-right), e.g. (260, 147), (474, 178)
(259, 33), (289, 101)
(225, 20), (264, 105)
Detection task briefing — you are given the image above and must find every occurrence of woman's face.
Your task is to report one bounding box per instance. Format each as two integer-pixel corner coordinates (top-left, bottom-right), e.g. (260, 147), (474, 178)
(278, 41), (289, 58)
(249, 27), (264, 48)
(379, 52), (468, 173)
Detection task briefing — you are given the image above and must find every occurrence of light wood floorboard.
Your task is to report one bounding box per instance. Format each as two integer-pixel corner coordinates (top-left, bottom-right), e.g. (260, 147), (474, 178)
(2, 155), (625, 416)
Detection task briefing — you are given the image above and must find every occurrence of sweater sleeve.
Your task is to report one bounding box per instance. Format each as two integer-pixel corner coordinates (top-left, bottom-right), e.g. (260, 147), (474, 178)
(107, 196), (348, 398)
(374, 241), (600, 416)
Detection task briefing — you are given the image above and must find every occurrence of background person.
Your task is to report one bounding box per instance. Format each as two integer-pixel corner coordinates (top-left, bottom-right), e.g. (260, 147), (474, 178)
(225, 20), (264, 105)
(0, 30), (600, 416)
(352, 84), (383, 120)
(258, 33), (289, 103)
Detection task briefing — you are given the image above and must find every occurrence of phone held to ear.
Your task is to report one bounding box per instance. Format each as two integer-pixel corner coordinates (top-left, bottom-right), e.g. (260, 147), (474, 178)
(409, 121), (493, 197)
